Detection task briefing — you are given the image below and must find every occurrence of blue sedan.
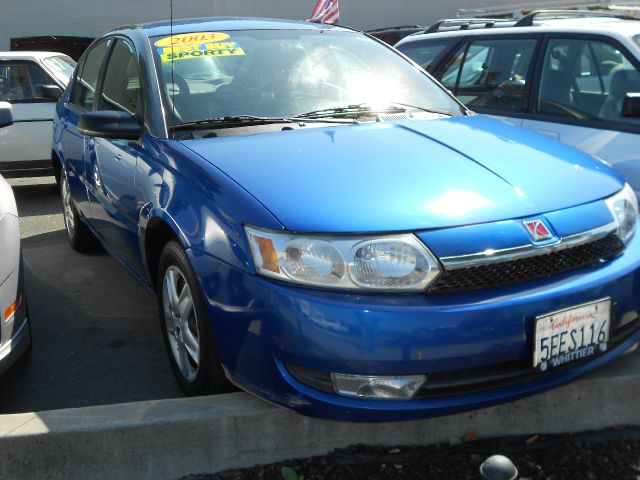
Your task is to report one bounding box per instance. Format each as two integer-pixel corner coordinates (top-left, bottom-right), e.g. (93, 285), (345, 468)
(52, 17), (640, 421)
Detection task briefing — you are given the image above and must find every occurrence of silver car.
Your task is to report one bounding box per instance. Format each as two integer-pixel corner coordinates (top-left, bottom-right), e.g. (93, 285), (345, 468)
(0, 112), (31, 371)
(395, 11), (640, 193)
(0, 51), (75, 177)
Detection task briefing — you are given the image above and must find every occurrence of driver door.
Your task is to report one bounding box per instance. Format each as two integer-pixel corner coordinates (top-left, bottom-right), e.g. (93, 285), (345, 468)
(84, 38), (145, 275)
(522, 36), (640, 191)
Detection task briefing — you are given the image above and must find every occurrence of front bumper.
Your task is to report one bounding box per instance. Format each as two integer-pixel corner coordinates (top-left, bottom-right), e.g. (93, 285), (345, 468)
(189, 227), (640, 422)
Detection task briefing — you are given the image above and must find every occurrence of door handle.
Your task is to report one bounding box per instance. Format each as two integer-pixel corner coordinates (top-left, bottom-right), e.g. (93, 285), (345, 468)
(114, 153), (123, 162)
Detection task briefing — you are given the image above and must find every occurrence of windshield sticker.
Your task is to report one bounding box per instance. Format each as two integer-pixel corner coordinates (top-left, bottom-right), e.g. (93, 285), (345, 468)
(156, 32), (246, 63)
(155, 32), (230, 47)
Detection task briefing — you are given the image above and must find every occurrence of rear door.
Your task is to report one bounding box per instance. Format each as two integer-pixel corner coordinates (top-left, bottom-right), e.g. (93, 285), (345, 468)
(60, 39), (112, 211)
(0, 60), (60, 174)
(521, 35), (640, 192)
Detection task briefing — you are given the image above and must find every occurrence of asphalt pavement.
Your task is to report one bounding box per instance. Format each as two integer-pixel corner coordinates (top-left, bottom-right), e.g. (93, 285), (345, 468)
(0, 176), (183, 413)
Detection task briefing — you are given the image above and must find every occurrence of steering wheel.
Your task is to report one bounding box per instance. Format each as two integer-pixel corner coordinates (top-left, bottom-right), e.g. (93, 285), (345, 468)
(539, 100), (589, 120)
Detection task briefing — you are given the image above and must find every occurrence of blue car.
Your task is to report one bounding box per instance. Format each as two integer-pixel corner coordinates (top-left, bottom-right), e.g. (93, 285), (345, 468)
(52, 18), (640, 422)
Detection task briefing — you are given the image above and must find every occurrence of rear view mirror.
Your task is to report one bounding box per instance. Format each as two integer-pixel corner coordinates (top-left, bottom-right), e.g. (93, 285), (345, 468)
(622, 93), (640, 117)
(0, 102), (13, 128)
(78, 111), (142, 140)
(40, 85), (63, 101)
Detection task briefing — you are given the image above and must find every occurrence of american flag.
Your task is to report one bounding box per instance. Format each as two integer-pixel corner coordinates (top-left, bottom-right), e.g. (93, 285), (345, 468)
(308, 0), (340, 24)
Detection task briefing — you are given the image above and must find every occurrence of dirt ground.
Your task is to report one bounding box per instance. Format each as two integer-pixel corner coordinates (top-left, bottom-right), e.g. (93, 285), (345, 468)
(180, 427), (640, 480)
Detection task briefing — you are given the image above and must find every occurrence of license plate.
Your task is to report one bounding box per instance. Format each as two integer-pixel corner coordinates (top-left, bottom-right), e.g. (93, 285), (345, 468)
(533, 298), (611, 372)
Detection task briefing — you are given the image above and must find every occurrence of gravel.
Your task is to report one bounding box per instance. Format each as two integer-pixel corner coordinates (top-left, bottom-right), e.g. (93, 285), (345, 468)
(179, 427), (640, 480)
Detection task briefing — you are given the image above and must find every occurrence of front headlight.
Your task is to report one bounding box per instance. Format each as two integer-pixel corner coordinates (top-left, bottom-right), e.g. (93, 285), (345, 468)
(605, 183), (638, 244)
(245, 226), (441, 292)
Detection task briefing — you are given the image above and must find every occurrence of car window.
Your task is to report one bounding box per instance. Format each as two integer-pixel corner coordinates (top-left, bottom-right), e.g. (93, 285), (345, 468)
(27, 63), (58, 98)
(438, 38), (537, 112)
(0, 63), (34, 101)
(153, 29), (463, 125)
(69, 39), (111, 111)
(538, 38), (640, 127)
(396, 41), (451, 72)
(99, 39), (142, 115)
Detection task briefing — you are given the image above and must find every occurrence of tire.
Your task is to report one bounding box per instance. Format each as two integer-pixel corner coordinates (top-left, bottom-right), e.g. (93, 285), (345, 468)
(157, 240), (232, 395)
(60, 172), (99, 253)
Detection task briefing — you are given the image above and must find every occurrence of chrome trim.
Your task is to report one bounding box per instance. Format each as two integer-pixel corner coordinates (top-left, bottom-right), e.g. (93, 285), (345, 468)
(440, 221), (619, 270)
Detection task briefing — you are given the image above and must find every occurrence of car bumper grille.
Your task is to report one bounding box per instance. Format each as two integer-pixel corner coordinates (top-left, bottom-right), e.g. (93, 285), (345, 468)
(430, 232), (624, 293)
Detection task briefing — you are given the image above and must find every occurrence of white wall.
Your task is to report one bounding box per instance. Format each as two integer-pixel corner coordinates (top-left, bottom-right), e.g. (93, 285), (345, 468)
(0, 0), (610, 50)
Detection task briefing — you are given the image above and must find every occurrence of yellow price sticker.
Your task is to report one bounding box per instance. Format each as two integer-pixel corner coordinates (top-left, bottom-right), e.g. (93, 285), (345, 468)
(155, 32), (230, 48)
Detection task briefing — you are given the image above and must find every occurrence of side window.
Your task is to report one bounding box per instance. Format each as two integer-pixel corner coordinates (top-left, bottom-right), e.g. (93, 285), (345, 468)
(397, 41), (451, 72)
(438, 38), (537, 112)
(99, 39), (142, 115)
(0, 63), (34, 101)
(27, 63), (58, 98)
(537, 38), (640, 126)
(70, 39), (111, 110)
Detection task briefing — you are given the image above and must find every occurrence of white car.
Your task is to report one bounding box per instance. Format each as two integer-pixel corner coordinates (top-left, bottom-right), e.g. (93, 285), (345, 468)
(395, 11), (640, 192)
(0, 155), (30, 373)
(0, 51), (76, 177)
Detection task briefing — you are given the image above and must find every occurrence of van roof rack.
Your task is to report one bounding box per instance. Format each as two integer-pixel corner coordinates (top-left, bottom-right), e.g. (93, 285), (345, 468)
(514, 9), (637, 26)
(366, 25), (426, 34)
(424, 18), (515, 33)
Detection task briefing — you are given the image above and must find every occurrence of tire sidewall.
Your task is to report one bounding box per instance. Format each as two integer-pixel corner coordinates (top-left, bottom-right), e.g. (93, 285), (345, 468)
(157, 240), (224, 395)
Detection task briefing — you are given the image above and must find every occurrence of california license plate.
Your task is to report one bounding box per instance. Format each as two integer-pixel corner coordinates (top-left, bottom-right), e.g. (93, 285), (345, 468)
(533, 298), (611, 372)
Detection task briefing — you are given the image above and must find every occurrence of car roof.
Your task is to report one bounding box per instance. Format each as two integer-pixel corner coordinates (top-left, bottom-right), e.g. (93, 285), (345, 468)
(0, 51), (68, 60)
(397, 18), (640, 46)
(130, 17), (352, 38)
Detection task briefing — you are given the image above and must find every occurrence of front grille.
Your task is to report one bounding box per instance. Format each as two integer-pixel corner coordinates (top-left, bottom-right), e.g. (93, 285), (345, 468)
(430, 232), (624, 293)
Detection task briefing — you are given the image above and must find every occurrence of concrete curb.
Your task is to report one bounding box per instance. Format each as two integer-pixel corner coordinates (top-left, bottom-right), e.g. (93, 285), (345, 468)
(1, 349), (638, 480)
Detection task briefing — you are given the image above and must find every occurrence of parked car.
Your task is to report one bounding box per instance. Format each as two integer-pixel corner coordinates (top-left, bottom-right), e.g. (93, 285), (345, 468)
(0, 51), (75, 177)
(366, 25), (428, 45)
(53, 17), (640, 421)
(395, 11), (640, 193)
(0, 104), (31, 373)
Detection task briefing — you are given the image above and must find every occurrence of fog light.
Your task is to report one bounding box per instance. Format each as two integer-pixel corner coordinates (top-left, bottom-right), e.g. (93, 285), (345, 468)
(331, 373), (426, 400)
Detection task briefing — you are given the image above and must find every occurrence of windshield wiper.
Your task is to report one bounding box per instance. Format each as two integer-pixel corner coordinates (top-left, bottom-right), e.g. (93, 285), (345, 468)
(170, 115), (295, 131)
(294, 102), (452, 119)
(170, 114), (359, 132)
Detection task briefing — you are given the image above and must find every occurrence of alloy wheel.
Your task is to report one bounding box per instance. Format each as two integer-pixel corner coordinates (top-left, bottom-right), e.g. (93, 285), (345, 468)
(61, 175), (75, 237)
(162, 265), (201, 382)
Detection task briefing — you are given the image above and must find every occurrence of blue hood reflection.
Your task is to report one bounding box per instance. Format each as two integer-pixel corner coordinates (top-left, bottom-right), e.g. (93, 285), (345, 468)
(182, 115), (624, 232)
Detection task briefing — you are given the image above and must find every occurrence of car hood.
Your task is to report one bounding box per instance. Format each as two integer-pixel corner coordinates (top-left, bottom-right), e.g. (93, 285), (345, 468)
(181, 115), (623, 232)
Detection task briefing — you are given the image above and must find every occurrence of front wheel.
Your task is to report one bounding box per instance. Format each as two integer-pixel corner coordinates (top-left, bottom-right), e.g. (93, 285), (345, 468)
(157, 240), (232, 395)
(60, 172), (99, 252)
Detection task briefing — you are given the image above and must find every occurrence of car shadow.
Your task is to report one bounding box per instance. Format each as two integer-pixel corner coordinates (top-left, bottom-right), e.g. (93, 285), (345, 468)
(0, 228), (183, 414)
(10, 178), (62, 218)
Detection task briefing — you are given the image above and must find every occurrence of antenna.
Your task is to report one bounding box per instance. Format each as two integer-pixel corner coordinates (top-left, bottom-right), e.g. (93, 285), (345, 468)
(170, 0), (175, 136)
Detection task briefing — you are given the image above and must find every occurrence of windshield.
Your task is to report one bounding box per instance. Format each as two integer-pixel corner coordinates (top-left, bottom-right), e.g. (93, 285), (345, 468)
(151, 29), (463, 127)
(42, 55), (76, 84)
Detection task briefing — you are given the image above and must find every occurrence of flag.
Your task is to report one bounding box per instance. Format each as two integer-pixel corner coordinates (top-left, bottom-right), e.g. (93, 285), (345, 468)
(308, 0), (340, 24)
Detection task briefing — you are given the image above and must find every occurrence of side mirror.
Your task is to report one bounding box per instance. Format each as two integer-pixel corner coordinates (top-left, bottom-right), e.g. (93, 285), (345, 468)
(0, 102), (13, 128)
(622, 93), (640, 118)
(78, 111), (142, 140)
(40, 85), (63, 101)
